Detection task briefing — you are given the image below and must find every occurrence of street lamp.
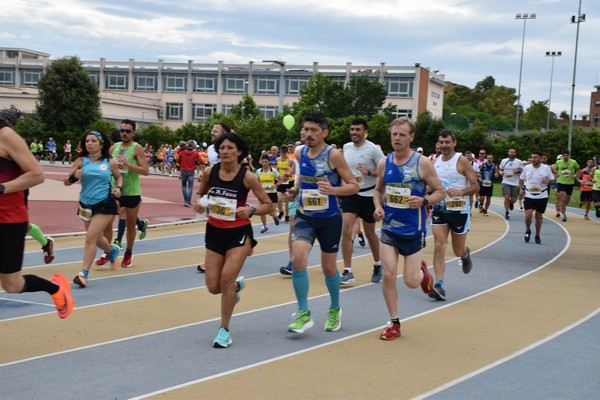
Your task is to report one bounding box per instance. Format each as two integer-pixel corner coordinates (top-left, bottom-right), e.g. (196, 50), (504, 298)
(568, 0), (586, 152)
(263, 60), (286, 114)
(514, 13), (536, 133)
(450, 112), (470, 129)
(545, 51), (562, 131)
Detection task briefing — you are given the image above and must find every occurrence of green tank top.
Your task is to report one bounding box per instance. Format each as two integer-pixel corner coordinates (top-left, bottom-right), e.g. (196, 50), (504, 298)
(555, 159), (579, 185)
(112, 142), (142, 196)
(594, 168), (600, 191)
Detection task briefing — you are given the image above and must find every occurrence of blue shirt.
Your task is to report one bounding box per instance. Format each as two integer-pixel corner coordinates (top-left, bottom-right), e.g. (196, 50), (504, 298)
(297, 145), (341, 218)
(80, 157), (112, 205)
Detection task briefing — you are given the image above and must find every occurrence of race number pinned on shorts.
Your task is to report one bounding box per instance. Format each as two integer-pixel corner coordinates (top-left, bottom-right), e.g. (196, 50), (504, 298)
(482, 180), (492, 187)
(208, 196), (237, 221)
(301, 189), (328, 211)
(446, 196), (467, 211)
(386, 186), (410, 209)
(78, 206), (92, 222)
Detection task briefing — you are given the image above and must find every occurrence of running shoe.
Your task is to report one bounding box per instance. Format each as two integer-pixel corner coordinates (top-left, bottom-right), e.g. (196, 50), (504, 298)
(50, 274), (74, 319)
(285, 215), (290, 223)
(535, 235), (542, 245)
(483, 209), (489, 216)
(121, 252), (133, 268)
(357, 232), (366, 247)
(198, 263), (206, 273)
(556, 212), (561, 218)
(108, 245), (120, 269)
(505, 212), (510, 220)
(95, 252), (109, 266)
(510, 202), (514, 211)
(112, 239), (123, 250)
(520, 206), (524, 212)
(288, 310), (313, 333)
(596, 207), (600, 218)
(260, 226), (269, 233)
(420, 260), (434, 294)
(524, 230), (531, 243)
(578, 201), (583, 208)
(340, 270), (355, 285)
(278, 211), (284, 219)
(584, 214), (590, 220)
(478, 207), (485, 214)
(324, 307), (342, 332)
(562, 215), (567, 222)
(273, 215), (280, 225)
(428, 283), (446, 301)
(280, 261), (292, 275)
(380, 321), (401, 341)
(474, 200), (479, 209)
(73, 271), (87, 288)
(213, 327), (232, 348)
(459, 247), (473, 274)
(42, 237), (55, 264)
(235, 276), (245, 304)
(371, 265), (382, 283)
(138, 219), (149, 240)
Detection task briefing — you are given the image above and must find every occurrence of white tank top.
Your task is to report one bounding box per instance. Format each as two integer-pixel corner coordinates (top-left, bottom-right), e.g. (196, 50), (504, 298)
(434, 152), (469, 213)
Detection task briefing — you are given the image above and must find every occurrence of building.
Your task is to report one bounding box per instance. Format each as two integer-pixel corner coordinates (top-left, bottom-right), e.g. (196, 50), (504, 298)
(590, 85), (600, 128)
(0, 48), (446, 129)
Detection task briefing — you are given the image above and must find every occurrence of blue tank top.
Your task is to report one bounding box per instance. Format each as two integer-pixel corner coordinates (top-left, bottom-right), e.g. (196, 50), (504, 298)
(480, 162), (496, 186)
(80, 157), (113, 205)
(382, 152), (427, 236)
(298, 145), (341, 218)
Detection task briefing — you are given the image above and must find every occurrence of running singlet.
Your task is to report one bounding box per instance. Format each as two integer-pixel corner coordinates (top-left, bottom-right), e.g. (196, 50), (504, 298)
(111, 142), (141, 196)
(80, 157), (113, 205)
(555, 159), (579, 185)
(206, 163), (250, 228)
(382, 152), (427, 236)
(0, 156), (27, 223)
(580, 168), (593, 191)
(480, 162), (496, 188)
(519, 164), (554, 199)
(256, 168), (279, 193)
(297, 145), (341, 218)
(276, 157), (293, 183)
(433, 152), (469, 214)
(593, 169), (600, 191)
(500, 157), (524, 186)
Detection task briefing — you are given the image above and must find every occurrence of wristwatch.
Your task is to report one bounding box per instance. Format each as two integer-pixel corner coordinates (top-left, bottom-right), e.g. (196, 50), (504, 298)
(367, 170), (371, 176)
(422, 197), (429, 206)
(0, 184), (5, 195)
(250, 206), (257, 216)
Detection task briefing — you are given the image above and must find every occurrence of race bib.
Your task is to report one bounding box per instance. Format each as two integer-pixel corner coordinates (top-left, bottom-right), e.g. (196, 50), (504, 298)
(78, 206), (92, 222)
(504, 171), (514, 179)
(208, 196), (237, 221)
(386, 186), (410, 209)
(482, 180), (491, 187)
(561, 169), (571, 177)
(262, 183), (276, 193)
(584, 181), (593, 188)
(529, 186), (541, 194)
(117, 162), (128, 174)
(301, 189), (329, 211)
(446, 196), (467, 211)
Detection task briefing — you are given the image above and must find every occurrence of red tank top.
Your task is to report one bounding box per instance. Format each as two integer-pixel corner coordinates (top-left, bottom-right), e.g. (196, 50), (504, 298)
(0, 156), (28, 223)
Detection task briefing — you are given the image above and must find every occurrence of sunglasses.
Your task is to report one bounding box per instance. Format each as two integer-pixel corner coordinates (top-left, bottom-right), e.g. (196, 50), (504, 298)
(120, 129), (134, 134)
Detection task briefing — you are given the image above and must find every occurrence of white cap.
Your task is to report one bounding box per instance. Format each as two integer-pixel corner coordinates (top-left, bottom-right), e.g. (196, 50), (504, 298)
(417, 147), (423, 153)
(557, 154), (562, 160)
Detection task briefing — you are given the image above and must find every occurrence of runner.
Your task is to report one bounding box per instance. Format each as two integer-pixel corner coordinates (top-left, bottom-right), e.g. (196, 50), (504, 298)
(553, 149), (580, 222)
(499, 147), (524, 220)
(576, 158), (595, 220)
(255, 154), (281, 233)
(477, 154), (499, 216)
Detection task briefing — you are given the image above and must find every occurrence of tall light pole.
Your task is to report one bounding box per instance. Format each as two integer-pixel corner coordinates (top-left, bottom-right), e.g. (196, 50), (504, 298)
(450, 112), (470, 130)
(263, 60), (286, 114)
(514, 13), (536, 133)
(545, 51), (562, 131)
(568, 0), (585, 152)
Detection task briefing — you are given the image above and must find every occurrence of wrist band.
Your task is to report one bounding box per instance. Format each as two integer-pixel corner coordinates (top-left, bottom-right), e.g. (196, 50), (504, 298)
(68, 175), (79, 183)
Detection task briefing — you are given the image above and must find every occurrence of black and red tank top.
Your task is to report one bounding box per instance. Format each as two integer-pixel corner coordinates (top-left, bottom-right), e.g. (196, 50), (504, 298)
(206, 163), (250, 228)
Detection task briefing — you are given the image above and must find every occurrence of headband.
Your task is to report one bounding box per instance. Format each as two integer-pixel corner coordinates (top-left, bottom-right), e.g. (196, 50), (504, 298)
(89, 130), (104, 144)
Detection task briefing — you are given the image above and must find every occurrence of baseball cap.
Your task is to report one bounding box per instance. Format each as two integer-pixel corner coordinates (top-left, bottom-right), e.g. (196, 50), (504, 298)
(417, 147), (423, 153)
(557, 154), (562, 160)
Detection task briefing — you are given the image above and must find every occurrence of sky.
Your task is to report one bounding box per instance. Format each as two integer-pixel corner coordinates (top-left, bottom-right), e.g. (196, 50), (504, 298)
(3, 0), (599, 119)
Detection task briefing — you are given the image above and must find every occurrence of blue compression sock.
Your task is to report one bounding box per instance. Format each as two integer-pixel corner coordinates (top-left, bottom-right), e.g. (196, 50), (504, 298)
(292, 269), (309, 311)
(117, 219), (126, 242)
(325, 271), (341, 310)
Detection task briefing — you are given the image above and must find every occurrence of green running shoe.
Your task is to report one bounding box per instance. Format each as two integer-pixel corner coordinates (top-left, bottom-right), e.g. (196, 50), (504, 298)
(288, 310), (313, 333)
(324, 307), (342, 332)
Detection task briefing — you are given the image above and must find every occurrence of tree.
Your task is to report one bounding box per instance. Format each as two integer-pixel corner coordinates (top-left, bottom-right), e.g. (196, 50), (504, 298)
(36, 56), (101, 134)
(346, 75), (389, 118)
(522, 100), (549, 130)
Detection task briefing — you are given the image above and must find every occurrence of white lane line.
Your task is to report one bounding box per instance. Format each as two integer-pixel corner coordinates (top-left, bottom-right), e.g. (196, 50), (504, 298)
(0, 298), (55, 307)
(411, 307), (600, 400)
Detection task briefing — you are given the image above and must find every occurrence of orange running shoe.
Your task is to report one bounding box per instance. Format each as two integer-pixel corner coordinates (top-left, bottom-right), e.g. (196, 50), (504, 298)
(380, 321), (401, 341)
(50, 274), (74, 319)
(420, 260), (434, 294)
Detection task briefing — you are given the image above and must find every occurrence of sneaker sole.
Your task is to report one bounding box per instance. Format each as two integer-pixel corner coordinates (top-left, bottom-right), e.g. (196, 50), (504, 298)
(279, 267), (292, 276)
(288, 319), (314, 334)
(420, 260), (433, 294)
(213, 339), (233, 348)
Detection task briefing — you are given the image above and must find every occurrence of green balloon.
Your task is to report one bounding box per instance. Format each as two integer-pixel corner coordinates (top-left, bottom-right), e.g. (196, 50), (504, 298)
(283, 115), (295, 130)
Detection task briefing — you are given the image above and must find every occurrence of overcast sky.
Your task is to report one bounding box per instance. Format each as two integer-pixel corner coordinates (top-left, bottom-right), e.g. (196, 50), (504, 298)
(3, 0), (598, 119)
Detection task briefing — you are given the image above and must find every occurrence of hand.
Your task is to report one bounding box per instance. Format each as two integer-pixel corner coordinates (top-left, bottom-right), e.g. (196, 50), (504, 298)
(316, 176), (334, 195)
(373, 206), (384, 222)
(446, 187), (461, 197)
(357, 163), (367, 175)
(111, 188), (121, 198)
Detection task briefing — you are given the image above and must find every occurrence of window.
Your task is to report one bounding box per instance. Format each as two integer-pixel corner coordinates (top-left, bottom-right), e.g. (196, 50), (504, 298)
(391, 109), (413, 119)
(259, 106), (279, 119)
(166, 103), (183, 120)
(0, 69), (15, 85)
(285, 76), (309, 95)
(223, 75), (247, 94)
(253, 76), (279, 94)
(329, 76), (346, 86)
(105, 72), (128, 90)
(87, 71), (99, 86)
(134, 73), (157, 91)
(163, 74), (186, 92)
(384, 78), (413, 97)
(193, 75), (217, 92)
(21, 69), (42, 86)
(192, 103), (216, 120)
(6, 50), (18, 58)
(221, 104), (234, 115)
